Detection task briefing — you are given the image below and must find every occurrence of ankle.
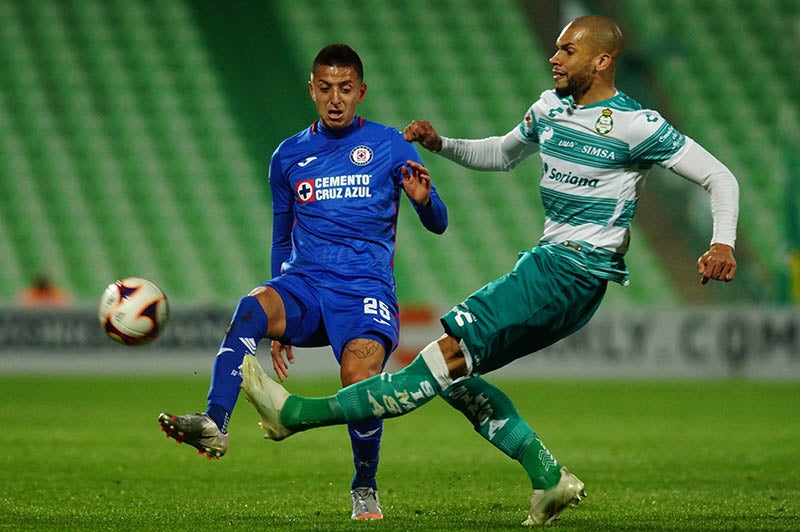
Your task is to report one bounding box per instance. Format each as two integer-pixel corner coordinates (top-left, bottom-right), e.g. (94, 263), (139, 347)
(205, 404), (230, 433)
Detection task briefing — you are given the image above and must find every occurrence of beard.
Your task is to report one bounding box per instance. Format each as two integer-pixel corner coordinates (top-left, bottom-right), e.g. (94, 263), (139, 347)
(555, 84), (572, 98)
(555, 67), (592, 99)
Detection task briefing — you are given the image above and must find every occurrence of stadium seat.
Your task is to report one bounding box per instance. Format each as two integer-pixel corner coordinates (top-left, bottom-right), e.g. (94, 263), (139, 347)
(2, 0), (790, 305)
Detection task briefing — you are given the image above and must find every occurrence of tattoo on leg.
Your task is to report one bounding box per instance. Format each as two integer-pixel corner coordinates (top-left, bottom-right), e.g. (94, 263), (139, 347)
(344, 339), (383, 360)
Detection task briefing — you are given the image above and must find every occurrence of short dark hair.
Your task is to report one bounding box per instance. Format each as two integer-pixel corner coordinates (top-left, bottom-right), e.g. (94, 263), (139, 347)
(311, 43), (364, 81)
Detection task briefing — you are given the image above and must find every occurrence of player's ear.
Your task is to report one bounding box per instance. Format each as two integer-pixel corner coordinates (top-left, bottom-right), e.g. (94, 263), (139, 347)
(308, 80), (316, 102)
(594, 52), (612, 72)
(357, 82), (367, 103)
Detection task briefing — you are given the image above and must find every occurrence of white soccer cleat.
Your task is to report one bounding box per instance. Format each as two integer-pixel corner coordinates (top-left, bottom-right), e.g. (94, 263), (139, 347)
(522, 466), (586, 526)
(239, 354), (293, 441)
(351, 487), (383, 520)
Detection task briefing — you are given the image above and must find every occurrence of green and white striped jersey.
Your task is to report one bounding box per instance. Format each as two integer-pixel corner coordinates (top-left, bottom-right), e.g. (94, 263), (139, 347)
(519, 90), (689, 284)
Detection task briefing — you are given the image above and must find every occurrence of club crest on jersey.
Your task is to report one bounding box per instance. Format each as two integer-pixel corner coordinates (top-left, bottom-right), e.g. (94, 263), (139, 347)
(595, 108), (614, 135)
(350, 145), (373, 166)
(296, 179), (315, 203)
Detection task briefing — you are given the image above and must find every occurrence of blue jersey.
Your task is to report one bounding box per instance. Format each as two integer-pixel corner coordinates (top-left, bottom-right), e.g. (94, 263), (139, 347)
(269, 116), (447, 290)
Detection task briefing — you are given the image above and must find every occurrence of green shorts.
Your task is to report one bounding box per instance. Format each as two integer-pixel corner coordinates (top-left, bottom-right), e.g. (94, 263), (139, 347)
(440, 245), (607, 374)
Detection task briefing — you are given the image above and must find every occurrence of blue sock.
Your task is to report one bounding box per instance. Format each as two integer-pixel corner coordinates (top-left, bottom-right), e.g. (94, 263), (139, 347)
(205, 295), (268, 433)
(348, 419), (383, 489)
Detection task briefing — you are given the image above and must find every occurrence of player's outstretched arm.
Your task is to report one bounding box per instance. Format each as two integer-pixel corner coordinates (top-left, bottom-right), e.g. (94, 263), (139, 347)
(697, 243), (737, 284)
(407, 119), (537, 172)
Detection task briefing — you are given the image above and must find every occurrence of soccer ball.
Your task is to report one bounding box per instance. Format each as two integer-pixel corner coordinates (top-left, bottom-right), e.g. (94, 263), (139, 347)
(98, 277), (169, 346)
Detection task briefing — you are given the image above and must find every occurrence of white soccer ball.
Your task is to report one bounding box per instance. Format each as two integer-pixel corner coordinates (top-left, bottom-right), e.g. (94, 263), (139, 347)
(98, 277), (169, 346)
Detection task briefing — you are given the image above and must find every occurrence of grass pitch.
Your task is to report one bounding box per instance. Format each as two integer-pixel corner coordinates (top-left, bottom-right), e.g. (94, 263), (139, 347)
(0, 374), (798, 531)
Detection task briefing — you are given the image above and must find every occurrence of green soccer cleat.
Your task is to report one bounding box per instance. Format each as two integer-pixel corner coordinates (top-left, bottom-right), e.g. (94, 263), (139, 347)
(239, 354), (293, 441)
(351, 487), (383, 520)
(522, 466), (586, 526)
(158, 412), (228, 460)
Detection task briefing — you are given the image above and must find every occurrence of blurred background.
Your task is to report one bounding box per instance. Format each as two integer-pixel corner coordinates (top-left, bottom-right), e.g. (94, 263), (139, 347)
(1, 0), (798, 377)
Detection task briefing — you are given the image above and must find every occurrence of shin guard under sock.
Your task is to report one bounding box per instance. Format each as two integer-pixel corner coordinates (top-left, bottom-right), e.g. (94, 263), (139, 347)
(206, 295), (268, 432)
(440, 376), (562, 489)
(280, 354), (441, 430)
(349, 419), (383, 489)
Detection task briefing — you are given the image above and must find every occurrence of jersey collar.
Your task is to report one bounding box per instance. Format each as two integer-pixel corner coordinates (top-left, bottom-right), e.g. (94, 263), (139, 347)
(573, 91), (622, 110)
(311, 116), (365, 138)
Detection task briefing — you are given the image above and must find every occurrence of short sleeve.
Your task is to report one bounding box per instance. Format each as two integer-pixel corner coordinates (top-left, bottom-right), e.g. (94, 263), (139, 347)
(628, 111), (687, 164)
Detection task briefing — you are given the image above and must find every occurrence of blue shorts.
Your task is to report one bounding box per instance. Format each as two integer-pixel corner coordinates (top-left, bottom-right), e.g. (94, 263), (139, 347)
(264, 271), (399, 364)
(440, 245), (607, 374)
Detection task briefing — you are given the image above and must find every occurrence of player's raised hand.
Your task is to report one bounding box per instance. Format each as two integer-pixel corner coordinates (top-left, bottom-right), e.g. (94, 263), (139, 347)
(696, 243), (737, 284)
(401, 160), (432, 206)
(270, 340), (295, 382)
(404, 120), (443, 152)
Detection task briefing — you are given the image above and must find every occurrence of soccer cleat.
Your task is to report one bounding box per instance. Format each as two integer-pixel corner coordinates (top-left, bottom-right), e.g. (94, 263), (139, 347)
(158, 412), (228, 460)
(522, 466), (586, 526)
(351, 487), (383, 520)
(239, 354), (293, 441)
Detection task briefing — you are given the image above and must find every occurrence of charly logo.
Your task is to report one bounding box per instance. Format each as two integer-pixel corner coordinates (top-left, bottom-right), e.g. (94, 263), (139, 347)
(595, 108), (614, 135)
(350, 145), (373, 166)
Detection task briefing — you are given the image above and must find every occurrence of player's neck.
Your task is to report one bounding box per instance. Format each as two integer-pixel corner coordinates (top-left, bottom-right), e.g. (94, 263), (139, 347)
(574, 84), (617, 107)
(315, 116), (363, 138)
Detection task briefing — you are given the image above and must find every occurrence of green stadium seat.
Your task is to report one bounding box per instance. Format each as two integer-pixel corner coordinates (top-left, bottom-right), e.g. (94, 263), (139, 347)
(619, 0), (798, 299)
(2, 0), (787, 305)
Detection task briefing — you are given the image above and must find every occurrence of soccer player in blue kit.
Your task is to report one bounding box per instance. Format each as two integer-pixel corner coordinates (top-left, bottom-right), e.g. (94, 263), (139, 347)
(238, 15), (740, 527)
(158, 43), (448, 520)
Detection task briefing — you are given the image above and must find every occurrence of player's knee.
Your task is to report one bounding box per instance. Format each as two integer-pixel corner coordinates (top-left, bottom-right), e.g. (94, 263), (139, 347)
(341, 369), (368, 386)
(248, 286), (285, 336)
(340, 363), (381, 386)
(437, 334), (470, 379)
(249, 285), (275, 310)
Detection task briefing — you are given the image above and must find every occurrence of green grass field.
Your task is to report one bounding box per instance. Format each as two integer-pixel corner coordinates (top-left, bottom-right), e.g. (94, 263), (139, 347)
(1, 374), (798, 531)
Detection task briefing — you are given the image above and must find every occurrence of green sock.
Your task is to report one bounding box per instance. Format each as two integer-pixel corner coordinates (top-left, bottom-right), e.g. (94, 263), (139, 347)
(279, 395), (343, 431)
(518, 435), (563, 489)
(280, 354), (440, 431)
(441, 376), (562, 489)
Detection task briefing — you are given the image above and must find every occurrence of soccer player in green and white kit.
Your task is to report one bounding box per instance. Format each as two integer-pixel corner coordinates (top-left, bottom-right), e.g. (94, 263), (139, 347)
(239, 15), (739, 526)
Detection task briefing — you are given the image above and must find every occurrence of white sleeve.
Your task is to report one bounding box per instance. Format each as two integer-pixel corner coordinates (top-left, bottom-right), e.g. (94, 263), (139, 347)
(437, 126), (539, 172)
(665, 138), (739, 248)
